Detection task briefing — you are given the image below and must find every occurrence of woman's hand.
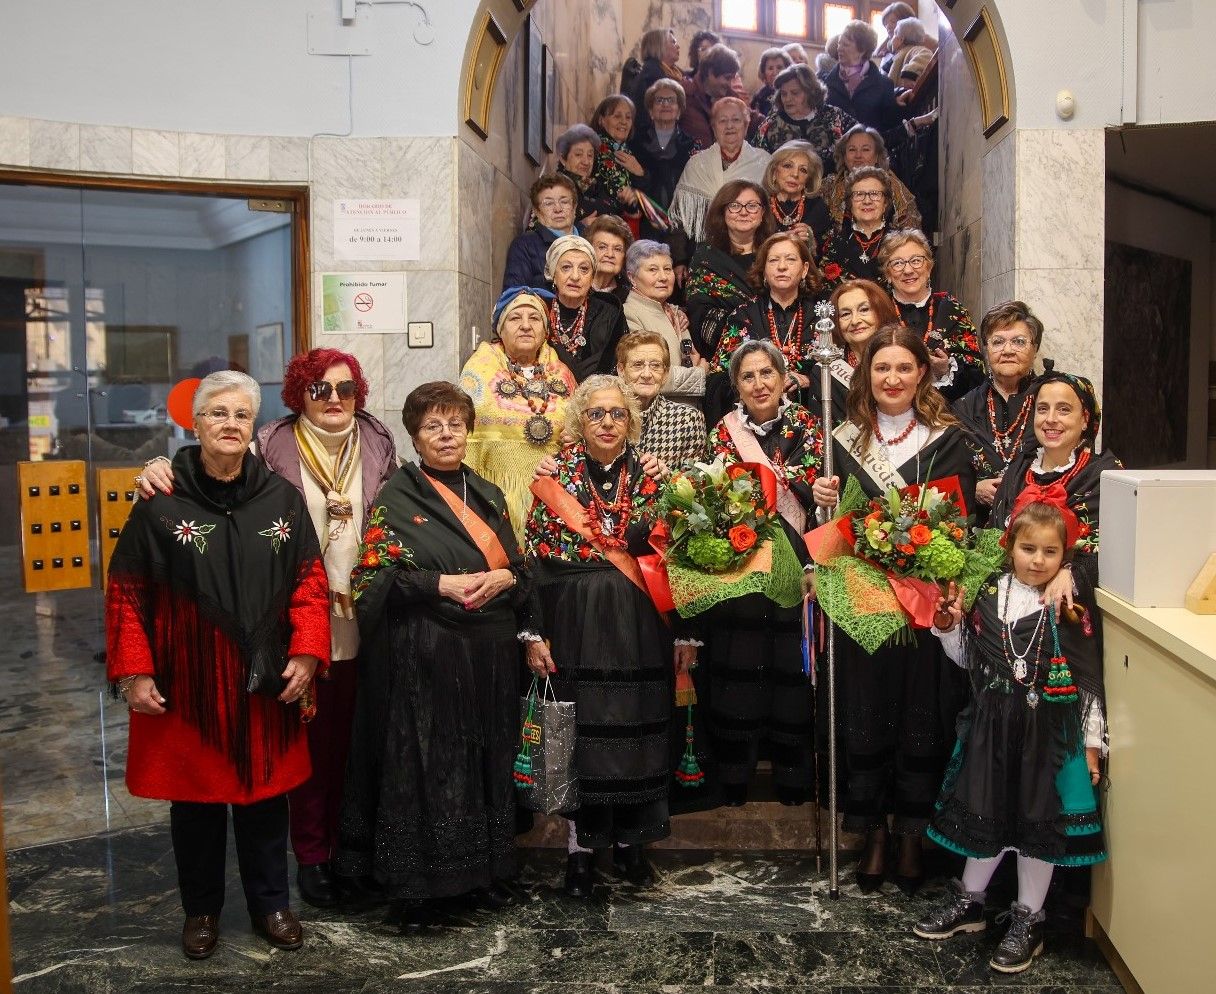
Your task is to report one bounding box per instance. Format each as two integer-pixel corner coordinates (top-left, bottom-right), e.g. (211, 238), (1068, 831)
(615, 149), (644, 176)
(438, 574), (474, 604)
(124, 675), (167, 715)
(461, 569), (515, 610)
(533, 455), (559, 480)
(671, 307), (690, 335)
(279, 654), (319, 704)
(526, 639), (557, 676)
(674, 264), (688, 288)
(929, 348), (951, 381)
(975, 476), (1001, 507)
(802, 571), (817, 599)
(617, 186), (639, 207)
(1085, 746), (1101, 786)
(138, 459), (175, 499)
(932, 581), (965, 632)
(812, 474), (839, 508)
(640, 453), (669, 480)
(786, 371), (811, 391)
(1040, 566), (1075, 617)
(791, 221), (812, 243)
(674, 643), (698, 675)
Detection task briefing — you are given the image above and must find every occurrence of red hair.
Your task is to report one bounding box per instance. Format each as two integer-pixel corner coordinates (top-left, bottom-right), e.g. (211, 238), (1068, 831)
(281, 348), (369, 414)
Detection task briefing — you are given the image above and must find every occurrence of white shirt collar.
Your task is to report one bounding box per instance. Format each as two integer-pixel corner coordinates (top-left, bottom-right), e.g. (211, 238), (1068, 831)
(737, 398), (790, 436)
(1031, 446), (1078, 475)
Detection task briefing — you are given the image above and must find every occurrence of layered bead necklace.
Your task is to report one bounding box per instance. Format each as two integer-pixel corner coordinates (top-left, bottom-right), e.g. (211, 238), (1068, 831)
(872, 413), (917, 449)
(586, 458), (632, 548)
(495, 355), (569, 445)
(549, 299), (589, 355)
(771, 197), (806, 228)
(852, 226), (884, 263)
(766, 297), (805, 370)
(986, 390), (1033, 465)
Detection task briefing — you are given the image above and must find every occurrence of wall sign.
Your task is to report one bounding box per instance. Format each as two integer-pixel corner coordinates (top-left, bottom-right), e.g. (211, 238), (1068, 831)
(321, 273), (407, 333)
(333, 199), (421, 261)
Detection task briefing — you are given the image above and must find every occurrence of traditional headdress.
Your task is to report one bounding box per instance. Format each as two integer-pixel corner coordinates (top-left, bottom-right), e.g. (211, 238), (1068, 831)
(492, 286), (554, 337)
(543, 235), (598, 282)
(1003, 487), (1081, 550)
(1032, 369), (1101, 446)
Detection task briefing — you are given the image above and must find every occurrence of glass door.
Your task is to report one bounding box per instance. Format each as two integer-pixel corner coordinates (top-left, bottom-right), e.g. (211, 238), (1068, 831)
(0, 179), (299, 851)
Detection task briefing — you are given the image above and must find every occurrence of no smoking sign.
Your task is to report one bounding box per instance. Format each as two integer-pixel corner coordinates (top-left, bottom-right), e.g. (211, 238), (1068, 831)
(353, 292), (374, 312)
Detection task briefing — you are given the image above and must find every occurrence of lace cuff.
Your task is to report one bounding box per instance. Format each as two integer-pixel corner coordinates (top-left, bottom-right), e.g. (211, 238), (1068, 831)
(674, 638), (705, 648)
(517, 630), (543, 643)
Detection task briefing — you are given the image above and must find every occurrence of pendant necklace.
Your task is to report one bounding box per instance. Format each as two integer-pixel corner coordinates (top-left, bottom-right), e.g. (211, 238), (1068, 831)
(766, 297), (805, 369)
(587, 458), (632, 547)
(999, 575), (1047, 708)
(549, 300), (589, 354)
(987, 389), (1033, 465)
(853, 226), (884, 264)
(496, 351), (569, 446)
(771, 197), (806, 228)
(873, 414), (917, 460)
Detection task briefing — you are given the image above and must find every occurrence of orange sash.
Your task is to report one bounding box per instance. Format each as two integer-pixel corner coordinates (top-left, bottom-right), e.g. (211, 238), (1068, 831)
(423, 472), (512, 570)
(530, 475), (649, 595)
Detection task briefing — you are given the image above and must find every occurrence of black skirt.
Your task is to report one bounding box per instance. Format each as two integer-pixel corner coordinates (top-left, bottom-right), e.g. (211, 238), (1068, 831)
(538, 561), (673, 846)
(928, 686), (1106, 866)
(335, 596), (520, 899)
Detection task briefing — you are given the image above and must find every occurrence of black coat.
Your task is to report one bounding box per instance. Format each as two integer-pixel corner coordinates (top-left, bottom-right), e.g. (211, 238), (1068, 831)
(824, 62), (907, 135)
(549, 290), (627, 383)
(502, 224), (580, 291)
(629, 58), (669, 132)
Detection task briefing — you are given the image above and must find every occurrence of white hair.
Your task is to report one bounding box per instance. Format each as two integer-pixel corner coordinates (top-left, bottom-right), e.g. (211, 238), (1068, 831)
(193, 369), (261, 417)
(894, 17), (926, 45)
(624, 239), (671, 280)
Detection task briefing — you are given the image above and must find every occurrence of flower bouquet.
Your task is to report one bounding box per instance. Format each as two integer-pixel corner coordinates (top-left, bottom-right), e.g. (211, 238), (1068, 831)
(807, 475), (1005, 652)
(651, 457), (804, 618)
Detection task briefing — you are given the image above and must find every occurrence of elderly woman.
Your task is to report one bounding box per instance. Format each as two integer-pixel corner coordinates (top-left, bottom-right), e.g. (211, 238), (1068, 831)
(686, 29), (721, 79)
(544, 234), (628, 382)
(991, 371), (1122, 597)
(461, 287), (578, 542)
(669, 96), (771, 243)
(685, 180), (775, 362)
(629, 28), (685, 131)
(589, 94), (645, 218)
(812, 325), (975, 896)
(817, 165), (895, 285)
(503, 174), (581, 290)
(822, 125), (921, 229)
(762, 140), (833, 254)
(108, 371), (329, 958)
(586, 214), (634, 303)
(634, 79), (698, 245)
(751, 47), (793, 118)
(824, 19), (908, 133)
(616, 331), (707, 467)
(703, 340), (822, 805)
(709, 231), (830, 426)
(888, 17), (933, 85)
(139, 349), (397, 911)
(812, 277), (901, 423)
(757, 64), (857, 170)
(623, 239), (706, 404)
(524, 375), (694, 895)
(337, 381), (535, 932)
(879, 228), (984, 402)
(555, 124), (616, 224)
(877, 2), (917, 69)
(953, 300), (1043, 512)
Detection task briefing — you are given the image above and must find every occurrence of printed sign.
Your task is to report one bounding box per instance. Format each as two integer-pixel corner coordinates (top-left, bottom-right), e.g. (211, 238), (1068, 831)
(321, 273), (407, 333)
(333, 199), (421, 261)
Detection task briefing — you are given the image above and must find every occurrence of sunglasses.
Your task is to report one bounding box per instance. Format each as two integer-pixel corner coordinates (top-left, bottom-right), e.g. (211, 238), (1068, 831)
(308, 380), (357, 402)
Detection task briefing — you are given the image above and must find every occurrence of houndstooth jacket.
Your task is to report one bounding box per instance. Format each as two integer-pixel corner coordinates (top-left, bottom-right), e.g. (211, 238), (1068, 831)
(640, 396), (707, 471)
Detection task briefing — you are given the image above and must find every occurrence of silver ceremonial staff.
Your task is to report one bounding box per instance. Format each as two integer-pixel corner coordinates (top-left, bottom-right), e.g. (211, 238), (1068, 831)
(809, 299), (841, 900)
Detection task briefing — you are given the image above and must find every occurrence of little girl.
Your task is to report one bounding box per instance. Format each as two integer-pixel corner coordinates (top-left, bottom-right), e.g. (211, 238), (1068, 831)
(912, 497), (1106, 974)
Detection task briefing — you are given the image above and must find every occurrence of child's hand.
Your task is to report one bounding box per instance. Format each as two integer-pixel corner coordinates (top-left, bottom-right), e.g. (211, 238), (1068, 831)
(1041, 565), (1075, 617)
(932, 582), (965, 632)
(1085, 747), (1101, 786)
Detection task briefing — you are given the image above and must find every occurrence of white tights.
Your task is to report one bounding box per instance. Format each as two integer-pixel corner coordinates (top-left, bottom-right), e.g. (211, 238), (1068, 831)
(960, 850), (1054, 914)
(566, 818), (592, 854)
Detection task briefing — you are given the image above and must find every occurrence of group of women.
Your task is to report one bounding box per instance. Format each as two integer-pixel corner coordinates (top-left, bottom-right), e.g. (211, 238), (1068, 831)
(104, 18), (1114, 976)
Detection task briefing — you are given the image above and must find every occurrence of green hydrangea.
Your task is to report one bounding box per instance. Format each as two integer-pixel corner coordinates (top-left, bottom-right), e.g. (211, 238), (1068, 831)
(915, 533), (965, 579)
(687, 533), (735, 572)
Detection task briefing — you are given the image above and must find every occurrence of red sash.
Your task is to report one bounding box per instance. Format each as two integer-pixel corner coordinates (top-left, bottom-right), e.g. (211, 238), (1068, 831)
(423, 472), (512, 570)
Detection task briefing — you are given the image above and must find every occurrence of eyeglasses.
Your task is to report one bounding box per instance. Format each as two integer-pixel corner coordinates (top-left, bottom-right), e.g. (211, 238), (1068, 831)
(538, 197), (575, 210)
(851, 190), (885, 202)
(625, 359), (666, 373)
(887, 255), (929, 272)
(652, 96), (679, 106)
(726, 201), (764, 215)
(199, 408), (254, 426)
(583, 406), (630, 424)
(308, 380), (357, 402)
(417, 418), (469, 436)
(987, 335), (1033, 352)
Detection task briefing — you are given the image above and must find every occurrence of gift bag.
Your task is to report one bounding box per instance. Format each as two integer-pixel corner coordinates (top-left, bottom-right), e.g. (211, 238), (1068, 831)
(513, 676), (579, 815)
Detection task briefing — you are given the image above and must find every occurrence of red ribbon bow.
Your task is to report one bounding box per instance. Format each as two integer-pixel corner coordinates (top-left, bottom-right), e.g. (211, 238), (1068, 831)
(1004, 481), (1081, 548)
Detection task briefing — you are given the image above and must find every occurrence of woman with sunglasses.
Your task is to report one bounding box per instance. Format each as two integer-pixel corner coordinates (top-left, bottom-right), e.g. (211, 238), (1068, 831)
(523, 374), (695, 898)
(139, 348), (398, 910)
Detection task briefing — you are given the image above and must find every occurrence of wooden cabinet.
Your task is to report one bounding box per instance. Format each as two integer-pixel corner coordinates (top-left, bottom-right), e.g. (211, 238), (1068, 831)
(1090, 590), (1216, 993)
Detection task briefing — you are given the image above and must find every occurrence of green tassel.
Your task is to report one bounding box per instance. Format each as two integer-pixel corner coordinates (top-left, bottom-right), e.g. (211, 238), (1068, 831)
(514, 692), (539, 788)
(513, 747), (534, 787)
(674, 705), (704, 788)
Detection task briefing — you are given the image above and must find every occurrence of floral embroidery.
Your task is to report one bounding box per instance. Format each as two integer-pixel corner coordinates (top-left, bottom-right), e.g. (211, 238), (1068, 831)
(257, 515), (294, 553)
(710, 405), (824, 491)
(163, 516), (216, 554)
(411, 514), (428, 525)
(351, 505), (417, 599)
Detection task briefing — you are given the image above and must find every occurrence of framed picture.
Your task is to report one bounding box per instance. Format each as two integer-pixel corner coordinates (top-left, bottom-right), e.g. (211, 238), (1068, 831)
(542, 44), (557, 153)
(252, 322), (285, 383)
(525, 16), (544, 166)
(464, 12), (507, 139)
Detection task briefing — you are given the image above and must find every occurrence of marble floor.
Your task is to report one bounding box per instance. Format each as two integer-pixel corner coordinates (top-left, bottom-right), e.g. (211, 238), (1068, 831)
(7, 825), (1122, 994)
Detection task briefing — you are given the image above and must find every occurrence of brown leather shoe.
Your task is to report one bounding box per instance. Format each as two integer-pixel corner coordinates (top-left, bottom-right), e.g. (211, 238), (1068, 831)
(181, 914), (220, 959)
(251, 908), (303, 950)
